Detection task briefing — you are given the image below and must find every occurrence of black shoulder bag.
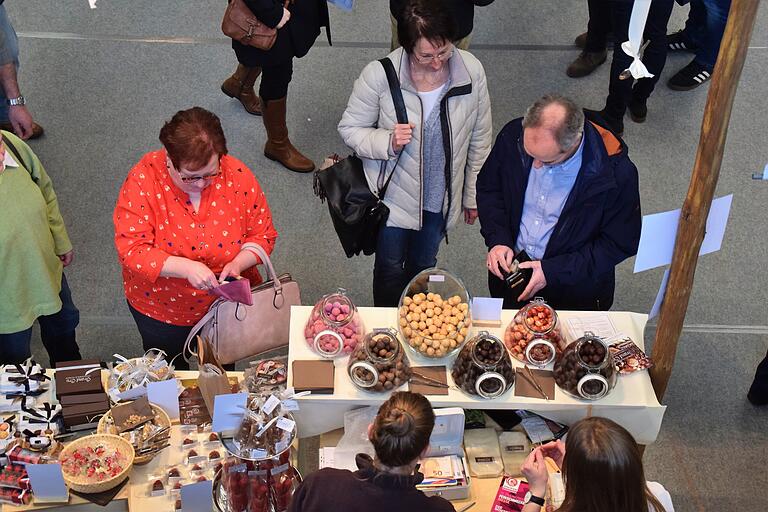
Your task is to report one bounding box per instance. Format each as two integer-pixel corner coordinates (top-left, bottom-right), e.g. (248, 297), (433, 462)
(313, 57), (408, 258)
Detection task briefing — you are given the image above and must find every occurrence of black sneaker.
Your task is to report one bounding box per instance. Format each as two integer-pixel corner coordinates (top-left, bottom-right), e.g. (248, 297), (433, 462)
(628, 99), (647, 123)
(668, 60), (712, 91)
(667, 30), (698, 53)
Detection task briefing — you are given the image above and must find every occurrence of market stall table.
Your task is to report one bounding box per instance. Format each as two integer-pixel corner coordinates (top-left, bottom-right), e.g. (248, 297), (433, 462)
(288, 306), (666, 444)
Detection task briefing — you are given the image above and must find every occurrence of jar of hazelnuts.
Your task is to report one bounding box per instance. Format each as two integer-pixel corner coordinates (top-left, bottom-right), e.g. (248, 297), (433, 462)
(451, 332), (514, 399)
(553, 332), (617, 401)
(304, 288), (365, 358)
(504, 297), (567, 367)
(347, 328), (412, 393)
(397, 268), (472, 359)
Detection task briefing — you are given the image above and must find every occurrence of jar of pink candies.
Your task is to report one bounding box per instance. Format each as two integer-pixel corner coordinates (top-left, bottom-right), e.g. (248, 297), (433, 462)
(304, 288), (365, 357)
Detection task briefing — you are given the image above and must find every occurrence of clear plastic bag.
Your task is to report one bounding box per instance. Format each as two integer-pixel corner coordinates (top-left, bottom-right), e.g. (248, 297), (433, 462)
(463, 428), (504, 478)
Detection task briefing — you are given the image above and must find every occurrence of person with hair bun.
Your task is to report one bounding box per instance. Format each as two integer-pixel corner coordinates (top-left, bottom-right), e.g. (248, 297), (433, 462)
(113, 107), (277, 369)
(288, 391), (454, 512)
(521, 417), (673, 512)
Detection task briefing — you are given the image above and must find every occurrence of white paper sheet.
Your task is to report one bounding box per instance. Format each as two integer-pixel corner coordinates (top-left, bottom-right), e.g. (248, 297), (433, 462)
(634, 194), (733, 273)
(472, 297), (504, 322)
(565, 314), (618, 340)
(649, 268), (671, 320)
(146, 379), (180, 421)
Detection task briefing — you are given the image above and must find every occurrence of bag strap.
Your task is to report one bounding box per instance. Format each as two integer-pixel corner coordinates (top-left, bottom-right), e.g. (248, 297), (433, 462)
(183, 309), (217, 364)
(376, 57), (408, 197)
(2, 134), (36, 182)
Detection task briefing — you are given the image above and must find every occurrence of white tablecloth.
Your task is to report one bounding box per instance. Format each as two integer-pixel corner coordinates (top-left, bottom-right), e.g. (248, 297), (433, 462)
(287, 306), (666, 444)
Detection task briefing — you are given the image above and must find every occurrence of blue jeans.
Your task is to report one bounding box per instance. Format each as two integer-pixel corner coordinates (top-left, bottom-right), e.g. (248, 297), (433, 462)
(373, 211), (445, 307)
(0, 4), (20, 122)
(682, 0), (732, 70)
(0, 275), (81, 366)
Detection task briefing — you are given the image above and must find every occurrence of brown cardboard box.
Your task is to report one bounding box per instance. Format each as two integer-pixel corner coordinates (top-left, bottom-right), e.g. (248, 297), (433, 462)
(59, 393), (110, 406)
(292, 360), (335, 394)
(54, 360), (103, 398)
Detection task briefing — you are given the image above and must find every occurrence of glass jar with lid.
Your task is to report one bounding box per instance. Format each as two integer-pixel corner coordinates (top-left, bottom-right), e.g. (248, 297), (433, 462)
(553, 332), (617, 400)
(398, 268), (472, 359)
(503, 297), (567, 367)
(347, 328), (412, 393)
(451, 332), (514, 399)
(304, 288), (364, 358)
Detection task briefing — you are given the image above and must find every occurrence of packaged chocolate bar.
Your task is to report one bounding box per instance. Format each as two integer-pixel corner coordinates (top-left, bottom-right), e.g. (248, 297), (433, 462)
(0, 487), (31, 505)
(0, 464), (30, 490)
(608, 336), (654, 374)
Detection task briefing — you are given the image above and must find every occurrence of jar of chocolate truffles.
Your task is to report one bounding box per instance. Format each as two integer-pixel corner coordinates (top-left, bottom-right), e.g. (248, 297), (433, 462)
(451, 332), (514, 399)
(503, 297), (567, 367)
(398, 268), (472, 359)
(553, 332), (617, 400)
(304, 288), (365, 357)
(347, 328), (412, 393)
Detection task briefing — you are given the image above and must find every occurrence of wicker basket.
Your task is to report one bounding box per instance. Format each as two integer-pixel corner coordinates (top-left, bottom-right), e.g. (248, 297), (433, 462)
(97, 404), (171, 465)
(59, 434), (135, 493)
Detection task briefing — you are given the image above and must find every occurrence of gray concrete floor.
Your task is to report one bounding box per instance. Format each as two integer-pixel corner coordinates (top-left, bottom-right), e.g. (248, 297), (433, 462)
(4, 1), (767, 510)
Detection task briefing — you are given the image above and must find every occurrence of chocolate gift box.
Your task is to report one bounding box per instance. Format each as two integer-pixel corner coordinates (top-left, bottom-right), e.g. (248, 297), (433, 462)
(61, 397), (109, 429)
(54, 359), (104, 398)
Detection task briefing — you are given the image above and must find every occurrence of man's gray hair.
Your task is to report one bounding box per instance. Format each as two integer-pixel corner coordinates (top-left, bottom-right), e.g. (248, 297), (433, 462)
(522, 94), (585, 151)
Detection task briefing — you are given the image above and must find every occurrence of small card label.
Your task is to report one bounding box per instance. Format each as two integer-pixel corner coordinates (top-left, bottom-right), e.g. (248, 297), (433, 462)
(428, 274), (445, 282)
(276, 417), (296, 432)
(475, 456), (496, 463)
(262, 395), (281, 415)
(505, 445), (525, 452)
(281, 399), (300, 411)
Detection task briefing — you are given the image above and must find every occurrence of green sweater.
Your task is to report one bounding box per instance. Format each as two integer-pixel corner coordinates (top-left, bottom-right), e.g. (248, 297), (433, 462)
(0, 130), (72, 333)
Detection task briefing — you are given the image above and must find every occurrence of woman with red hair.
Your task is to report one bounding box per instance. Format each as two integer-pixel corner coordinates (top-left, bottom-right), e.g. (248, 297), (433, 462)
(113, 107), (277, 368)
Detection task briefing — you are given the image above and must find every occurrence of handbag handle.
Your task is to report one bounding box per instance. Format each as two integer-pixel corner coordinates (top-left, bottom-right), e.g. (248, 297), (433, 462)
(376, 57), (408, 196)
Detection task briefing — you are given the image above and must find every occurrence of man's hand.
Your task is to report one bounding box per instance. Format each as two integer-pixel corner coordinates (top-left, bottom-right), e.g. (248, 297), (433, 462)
(517, 260), (546, 301)
(58, 250), (74, 267)
(463, 207), (478, 225)
(392, 123), (415, 153)
(9, 105), (34, 140)
(276, 7), (291, 29)
(486, 245), (514, 279)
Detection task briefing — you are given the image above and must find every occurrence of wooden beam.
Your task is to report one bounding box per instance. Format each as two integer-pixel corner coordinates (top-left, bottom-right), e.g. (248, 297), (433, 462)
(649, 0), (761, 401)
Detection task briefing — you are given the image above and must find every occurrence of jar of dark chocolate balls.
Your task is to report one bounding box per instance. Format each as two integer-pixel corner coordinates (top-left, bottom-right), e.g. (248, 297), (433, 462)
(347, 329), (412, 393)
(451, 332), (514, 399)
(553, 332), (617, 400)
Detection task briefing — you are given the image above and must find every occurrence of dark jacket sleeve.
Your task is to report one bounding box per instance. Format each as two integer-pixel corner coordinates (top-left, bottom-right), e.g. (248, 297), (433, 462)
(476, 127), (516, 250)
(470, 0), (496, 5)
(244, 0), (284, 29)
(540, 157), (642, 288)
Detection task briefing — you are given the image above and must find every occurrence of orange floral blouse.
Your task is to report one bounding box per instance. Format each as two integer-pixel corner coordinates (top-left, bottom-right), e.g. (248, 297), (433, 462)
(113, 150), (278, 325)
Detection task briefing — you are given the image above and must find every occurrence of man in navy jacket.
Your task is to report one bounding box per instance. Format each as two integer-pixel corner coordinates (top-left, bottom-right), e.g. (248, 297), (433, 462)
(476, 94), (641, 311)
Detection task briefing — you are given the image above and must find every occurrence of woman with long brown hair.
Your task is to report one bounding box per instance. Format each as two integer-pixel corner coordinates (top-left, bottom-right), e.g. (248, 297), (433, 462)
(521, 417), (673, 512)
(288, 391), (453, 512)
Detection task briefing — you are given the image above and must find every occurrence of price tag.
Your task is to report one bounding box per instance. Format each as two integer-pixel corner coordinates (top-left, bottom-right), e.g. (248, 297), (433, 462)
(428, 274), (445, 282)
(276, 417), (296, 432)
(281, 399), (300, 411)
(262, 395), (281, 415)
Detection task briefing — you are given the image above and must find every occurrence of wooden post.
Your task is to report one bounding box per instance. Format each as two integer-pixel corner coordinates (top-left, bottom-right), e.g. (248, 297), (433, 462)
(649, 0), (761, 401)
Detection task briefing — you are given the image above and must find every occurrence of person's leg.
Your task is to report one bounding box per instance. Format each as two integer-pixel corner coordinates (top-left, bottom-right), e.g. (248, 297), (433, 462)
(403, 211), (444, 281)
(748, 349), (768, 406)
(38, 274), (82, 366)
(694, 0), (731, 70)
(260, 59), (315, 173)
(0, 328), (34, 364)
(373, 224), (410, 307)
(681, 0), (707, 49)
(584, 0), (612, 51)
(629, 0), (675, 107)
(221, 61), (263, 116)
(602, 0), (634, 124)
(129, 304), (194, 370)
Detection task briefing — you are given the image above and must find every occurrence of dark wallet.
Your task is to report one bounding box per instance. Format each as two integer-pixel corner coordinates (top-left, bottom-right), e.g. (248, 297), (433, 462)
(499, 250), (533, 296)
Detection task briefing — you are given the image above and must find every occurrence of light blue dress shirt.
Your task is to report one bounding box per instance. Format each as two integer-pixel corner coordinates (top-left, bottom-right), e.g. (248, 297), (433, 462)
(515, 135), (585, 260)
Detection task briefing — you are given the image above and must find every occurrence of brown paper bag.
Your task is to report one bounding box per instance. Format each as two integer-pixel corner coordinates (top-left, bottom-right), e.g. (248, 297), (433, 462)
(196, 336), (232, 414)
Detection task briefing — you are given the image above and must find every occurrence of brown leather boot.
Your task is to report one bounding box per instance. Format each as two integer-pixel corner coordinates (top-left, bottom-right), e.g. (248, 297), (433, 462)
(221, 64), (262, 115)
(261, 96), (315, 173)
(566, 50), (607, 78)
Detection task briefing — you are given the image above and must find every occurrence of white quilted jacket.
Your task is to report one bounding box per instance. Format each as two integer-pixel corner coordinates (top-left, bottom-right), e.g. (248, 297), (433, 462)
(338, 47), (493, 231)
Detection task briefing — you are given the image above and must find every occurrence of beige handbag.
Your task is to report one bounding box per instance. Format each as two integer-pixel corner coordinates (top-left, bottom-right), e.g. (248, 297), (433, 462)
(184, 245), (301, 365)
(196, 336), (232, 414)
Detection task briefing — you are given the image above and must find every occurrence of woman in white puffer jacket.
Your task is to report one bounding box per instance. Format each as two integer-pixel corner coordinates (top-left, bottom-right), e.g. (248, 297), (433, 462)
(338, 0), (492, 306)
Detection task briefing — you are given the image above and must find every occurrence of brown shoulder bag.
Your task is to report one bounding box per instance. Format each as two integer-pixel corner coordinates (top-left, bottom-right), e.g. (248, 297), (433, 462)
(222, 0), (281, 50)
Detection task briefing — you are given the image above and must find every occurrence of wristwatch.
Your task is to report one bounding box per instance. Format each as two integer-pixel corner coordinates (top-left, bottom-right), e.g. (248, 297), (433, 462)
(524, 491), (546, 506)
(6, 96), (26, 106)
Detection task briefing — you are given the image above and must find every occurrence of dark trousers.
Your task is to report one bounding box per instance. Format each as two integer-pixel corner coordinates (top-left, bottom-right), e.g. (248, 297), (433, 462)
(587, 0), (675, 118)
(0, 275), (82, 366)
(373, 211), (445, 307)
(128, 304), (235, 371)
(259, 60), (293, 101)
(683, 0), (732, 70)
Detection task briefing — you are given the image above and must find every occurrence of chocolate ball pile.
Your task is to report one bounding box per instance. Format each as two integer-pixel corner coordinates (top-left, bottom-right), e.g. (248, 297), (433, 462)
(347, 332), (411, 392)
(304, 295), (363, 356)
(451, 336), (514, 398)
(399, 292), (469, 357)
(504, 301), (566, 365)
(553, 338), (615, 399)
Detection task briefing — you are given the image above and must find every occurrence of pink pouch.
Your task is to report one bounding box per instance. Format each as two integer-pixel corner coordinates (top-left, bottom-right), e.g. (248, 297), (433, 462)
(209, 278), (253, 305)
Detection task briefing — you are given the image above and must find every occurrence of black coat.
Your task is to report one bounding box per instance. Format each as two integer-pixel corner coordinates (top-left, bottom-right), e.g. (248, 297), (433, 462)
(234, 0), (330, 67)
(390, 0), (495, 40)
(476, 116), (642, 311)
